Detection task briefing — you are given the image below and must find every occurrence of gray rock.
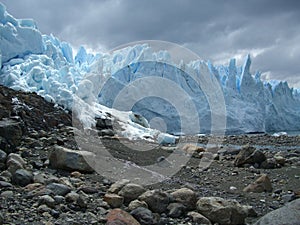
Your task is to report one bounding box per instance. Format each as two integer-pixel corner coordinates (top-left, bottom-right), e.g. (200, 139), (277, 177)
(98, 129), (115, 137)
(46, 183), (71, 196)
(130, 207), (155, 225)
(187, 211), (212, 225)
(104, 193), (124, 208)
(139, 189), (170, 214)
(12, 169), (33, 186)
(171, 188), (197, 210)
(167, 203), (186, 218)
(108, 179), (130, 194)
(0, 181), (12, 188)
(243, 174), (273, 193)
(0, 149), (7, 170)
(0, 190), (13, 198)
(254, 199), (300, 225)
(65, 191), (80, 203)
(6, 153), (25, 174)
(49, 145), (95, 173)
(118, 183), (146, 204)
(54, 195), (65, 204)
(0, 212), (3, 225)
(234, 146), (266, 167)
(196, 197), (248, 225)
(128, 200), (148, 211)
(39, 195), (56, 208)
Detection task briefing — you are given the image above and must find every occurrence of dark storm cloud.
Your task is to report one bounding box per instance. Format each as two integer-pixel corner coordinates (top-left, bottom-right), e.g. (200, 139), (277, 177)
(1, 0), (300, 87)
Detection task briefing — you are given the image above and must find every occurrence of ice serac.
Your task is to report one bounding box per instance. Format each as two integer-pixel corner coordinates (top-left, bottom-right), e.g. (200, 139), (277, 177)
(0, 3), (43, 63)
(0, 2), (300, 137)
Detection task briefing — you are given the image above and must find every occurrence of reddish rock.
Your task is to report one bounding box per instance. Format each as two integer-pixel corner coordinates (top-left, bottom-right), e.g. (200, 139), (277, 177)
(106, 209), (140, 225)
(243, 174), (273, 193)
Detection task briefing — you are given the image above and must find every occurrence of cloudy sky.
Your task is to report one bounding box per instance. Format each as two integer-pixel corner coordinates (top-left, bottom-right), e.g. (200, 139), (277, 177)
(2, 0), (300, 88)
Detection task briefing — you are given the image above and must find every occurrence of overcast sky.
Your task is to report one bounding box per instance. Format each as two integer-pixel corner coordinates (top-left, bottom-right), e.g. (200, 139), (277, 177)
(2, 0), (300, 88)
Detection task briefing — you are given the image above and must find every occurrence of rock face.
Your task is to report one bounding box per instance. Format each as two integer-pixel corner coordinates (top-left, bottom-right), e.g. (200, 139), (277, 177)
(243, 174), (273, 193)
(234, 146), (266, 167)
(49, 146), (95, 173)
(106, 208), (141, 225)
(254, 199), (300, 225)
(196, 197), (248, 225)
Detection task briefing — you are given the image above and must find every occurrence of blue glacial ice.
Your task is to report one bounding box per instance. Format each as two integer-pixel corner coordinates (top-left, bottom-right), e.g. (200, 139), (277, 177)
(0, 2), (300, 140)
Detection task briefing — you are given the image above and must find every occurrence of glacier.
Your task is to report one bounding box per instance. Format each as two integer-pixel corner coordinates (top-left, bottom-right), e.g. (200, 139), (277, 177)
(0, 2), (300, 139)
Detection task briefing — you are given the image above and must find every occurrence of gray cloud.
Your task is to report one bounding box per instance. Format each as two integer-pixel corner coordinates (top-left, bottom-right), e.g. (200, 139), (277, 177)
(1, 0), (300, 87)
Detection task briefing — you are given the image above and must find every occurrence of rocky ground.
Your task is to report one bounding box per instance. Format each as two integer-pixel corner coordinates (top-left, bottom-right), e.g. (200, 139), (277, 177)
(0, 85), (300, 225)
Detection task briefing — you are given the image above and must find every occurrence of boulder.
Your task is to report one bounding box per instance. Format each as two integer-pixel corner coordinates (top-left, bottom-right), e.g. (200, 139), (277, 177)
(187, 211), (212, 225)
(243, 174), (273, 193)
(104, 193), (124, 208)
(12, 169), (33, 186)
(128, 200), (148, 211)
(0, 149), (7, 170)
(167, 203), (186, 218)
(118, 183), (146, 204)
(108, 179), (130, 194)
(139, 189), (170, 213)
(49, 146), (95, 173)
(254, 199), (300, 225)
(106, 208), (141, 225)
(234, 146), (266, 167)
(196, 197), (248, 225)
(171, 188), (197, 210)
(46, 183), (71, 196)
(130, 207), (156, 225)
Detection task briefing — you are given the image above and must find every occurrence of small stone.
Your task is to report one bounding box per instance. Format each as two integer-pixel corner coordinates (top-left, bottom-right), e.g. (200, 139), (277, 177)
(39, 195), (56, 208)
(46, 183), (71, 196)
(77, 195), (87, 208)
(0, 212), (3, 225)
(12, 169), (33, 186)
(0, 190), (13, 198)
(139, 189), (170, 214)
(281, 193), (296, 203)
(70, 171), (82, 178)
(38, 204), (51, 214)
(260, 158), (277, 169)
(0, 181), (12, 188)
(108, 179), (130, 194)
(243, 174), (273, 193)
(167, 203), (186, 218)
(106, 208), (140, 225)
(118, 183), (146, 204)
(0, 149), (7, 169)
(182, 144), (206, 154)
(54, 195), (65, 204)
(187, 211), (212, 225)
(130, 207), (155, 225)
(104, 193), (124, 208)
(128, 200), (148, 211)
(65, 191), (79, 202)
(274, 155), (285, 166)
(171, 188), (197, 210)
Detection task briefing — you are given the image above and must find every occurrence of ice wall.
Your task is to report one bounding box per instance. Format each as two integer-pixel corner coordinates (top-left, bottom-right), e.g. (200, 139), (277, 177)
(1, 2), (300, 135)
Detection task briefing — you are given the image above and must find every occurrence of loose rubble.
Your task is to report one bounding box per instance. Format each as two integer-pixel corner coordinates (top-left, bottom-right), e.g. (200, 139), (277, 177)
(0, 85), (299, 224)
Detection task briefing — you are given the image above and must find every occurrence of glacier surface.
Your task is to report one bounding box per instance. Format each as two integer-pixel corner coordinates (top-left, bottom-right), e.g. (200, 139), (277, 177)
(0, 2), (300, 139)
